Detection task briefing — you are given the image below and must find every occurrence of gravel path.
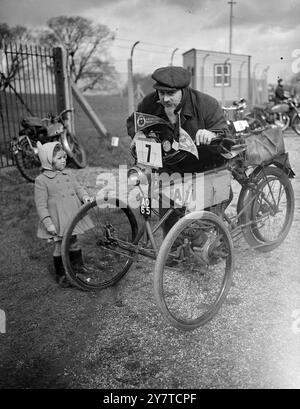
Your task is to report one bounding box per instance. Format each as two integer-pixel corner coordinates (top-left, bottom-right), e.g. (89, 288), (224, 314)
(1, 131), (299, 389)
(71, 131), (300, 389)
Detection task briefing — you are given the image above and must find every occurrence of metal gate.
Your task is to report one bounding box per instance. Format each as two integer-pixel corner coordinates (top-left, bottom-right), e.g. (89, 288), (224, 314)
(0, 42), (58, 167)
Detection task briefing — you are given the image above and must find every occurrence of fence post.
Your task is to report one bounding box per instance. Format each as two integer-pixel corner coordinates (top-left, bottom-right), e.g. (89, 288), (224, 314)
(53, 47), (75, 133)
(71, 81), (110, 138)
(247, 55), (252, 107)
(128, 58), (134, 116)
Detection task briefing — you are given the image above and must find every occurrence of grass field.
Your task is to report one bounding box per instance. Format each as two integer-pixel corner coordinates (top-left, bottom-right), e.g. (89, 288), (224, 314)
(73, 94), (134, 168)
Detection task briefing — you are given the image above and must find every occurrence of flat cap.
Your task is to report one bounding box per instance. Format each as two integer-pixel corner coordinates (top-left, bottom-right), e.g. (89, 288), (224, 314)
(152, 66), (191, 91)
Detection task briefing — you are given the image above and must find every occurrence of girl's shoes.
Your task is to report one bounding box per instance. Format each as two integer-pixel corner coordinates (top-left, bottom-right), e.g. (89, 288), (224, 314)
(53, 250), (89, 288)
(53, 255), (71, 288)
(56, 274), (71, 288)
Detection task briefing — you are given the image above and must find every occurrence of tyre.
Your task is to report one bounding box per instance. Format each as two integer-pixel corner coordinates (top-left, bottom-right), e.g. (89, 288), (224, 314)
(66, 131), (87, 168)
(274, 113), (290, 131)
(239, 166), (294, 252)
(153, 211), (234, 331)
(14, 138), (41, 183)
(291, 113), (300, 136)
(61, 198), (138, 291)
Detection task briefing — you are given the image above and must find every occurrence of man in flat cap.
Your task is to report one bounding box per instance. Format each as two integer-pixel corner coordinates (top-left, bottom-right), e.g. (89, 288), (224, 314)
(127, 65), (230, 173)
(126, 65), (231, 236)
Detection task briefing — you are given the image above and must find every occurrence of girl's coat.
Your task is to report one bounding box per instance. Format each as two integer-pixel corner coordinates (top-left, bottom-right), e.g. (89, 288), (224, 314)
(34, 142), (93, 239)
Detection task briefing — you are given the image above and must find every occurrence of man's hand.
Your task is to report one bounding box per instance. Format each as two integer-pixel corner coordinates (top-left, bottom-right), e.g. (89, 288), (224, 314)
(130, 131), (146, 149)
(83, 195), (93, 204)
(130, 131), (146, 158)
(195, 129), (217, 145)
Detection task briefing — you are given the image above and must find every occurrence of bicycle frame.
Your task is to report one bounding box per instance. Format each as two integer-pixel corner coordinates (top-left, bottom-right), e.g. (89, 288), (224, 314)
(115, 156), (290, 258)
(107, 188), (179, 260)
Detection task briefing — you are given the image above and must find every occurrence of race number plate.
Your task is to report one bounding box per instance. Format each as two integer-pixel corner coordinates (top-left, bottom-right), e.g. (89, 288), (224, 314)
(233, 120), (249, 132)
(140, 197), (151, 216)
(136, 138), (162, 168)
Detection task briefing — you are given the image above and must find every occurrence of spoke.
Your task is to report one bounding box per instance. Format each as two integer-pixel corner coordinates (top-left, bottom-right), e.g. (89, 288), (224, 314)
(276, 182), (285, 209)
(262, 175), (278, 208)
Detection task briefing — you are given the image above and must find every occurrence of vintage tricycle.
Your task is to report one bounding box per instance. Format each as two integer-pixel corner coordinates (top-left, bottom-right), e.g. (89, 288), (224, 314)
(62, 114), (295, 331)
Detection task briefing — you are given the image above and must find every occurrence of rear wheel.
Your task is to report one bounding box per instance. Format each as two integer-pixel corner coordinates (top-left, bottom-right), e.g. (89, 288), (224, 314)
(153, 211), (234, 331)
(62, 198), (138, 291)
(14, 138), (41, 183)
(291, 113), (300, 136)
(239, 166), (294, 252)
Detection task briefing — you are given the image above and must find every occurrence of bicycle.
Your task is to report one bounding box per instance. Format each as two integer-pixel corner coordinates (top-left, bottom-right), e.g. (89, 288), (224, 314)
(61, 115), (295, 331)
(11, 108), (86, 183)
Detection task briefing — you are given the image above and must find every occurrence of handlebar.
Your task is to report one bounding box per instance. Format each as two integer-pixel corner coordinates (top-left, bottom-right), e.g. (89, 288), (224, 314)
(56, 108), (74, 120)
(41, 108), (74, 124)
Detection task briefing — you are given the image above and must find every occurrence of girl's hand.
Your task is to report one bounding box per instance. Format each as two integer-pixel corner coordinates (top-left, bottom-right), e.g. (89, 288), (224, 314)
(47, 224), (57, 236)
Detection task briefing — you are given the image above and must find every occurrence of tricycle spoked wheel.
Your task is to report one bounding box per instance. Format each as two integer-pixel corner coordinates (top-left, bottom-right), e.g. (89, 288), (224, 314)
(15, 139), (41, 183)
(153, 211), (234, 331)
(62, 198), (138, 291)
(66, 131), (87, 168)
(240, 166), (294, 252)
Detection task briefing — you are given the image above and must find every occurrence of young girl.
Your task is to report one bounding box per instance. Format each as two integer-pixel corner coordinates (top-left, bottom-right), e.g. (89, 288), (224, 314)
(34, 141), (93, 287)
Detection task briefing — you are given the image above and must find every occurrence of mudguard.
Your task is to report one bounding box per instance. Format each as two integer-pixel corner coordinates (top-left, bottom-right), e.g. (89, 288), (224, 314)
(253, 152), (295, 179)
(236, 153), (295, 221)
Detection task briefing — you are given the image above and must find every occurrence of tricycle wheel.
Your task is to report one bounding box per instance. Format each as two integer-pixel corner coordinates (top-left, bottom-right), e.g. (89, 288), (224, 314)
(239, 166), (294, 252)
(62, 198), (138, 291)
(153, 211), (234, 331)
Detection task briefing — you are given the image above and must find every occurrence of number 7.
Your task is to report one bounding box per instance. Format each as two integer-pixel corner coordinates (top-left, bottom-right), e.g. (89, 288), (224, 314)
(145, 144), (151, 162)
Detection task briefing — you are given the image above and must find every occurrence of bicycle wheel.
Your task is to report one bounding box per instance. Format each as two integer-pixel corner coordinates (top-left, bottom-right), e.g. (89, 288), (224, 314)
(66, 131), (87, 168)
(240, 166), (294, 252)
(291, 113), (300, 136)
(62, 198), (138, 290)
(274, 113), (290, 131)
(153, 211), (234, 331)
(15, 139), (41, 183)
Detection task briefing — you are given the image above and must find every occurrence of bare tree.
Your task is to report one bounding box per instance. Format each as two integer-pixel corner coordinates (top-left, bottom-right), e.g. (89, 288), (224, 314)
(0, 24), (33, 91)
(38, 16), (119, 92)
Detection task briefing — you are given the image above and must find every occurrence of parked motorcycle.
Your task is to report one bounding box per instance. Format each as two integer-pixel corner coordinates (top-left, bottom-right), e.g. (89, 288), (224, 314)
(222, 98), (247, 121)
(11, 108), (87, 183)
(223, 98), (265, 136)
(246, 98), (300, 135)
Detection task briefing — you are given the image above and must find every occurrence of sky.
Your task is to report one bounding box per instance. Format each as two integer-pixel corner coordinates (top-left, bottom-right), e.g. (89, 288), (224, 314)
(1, 0), (300, 84)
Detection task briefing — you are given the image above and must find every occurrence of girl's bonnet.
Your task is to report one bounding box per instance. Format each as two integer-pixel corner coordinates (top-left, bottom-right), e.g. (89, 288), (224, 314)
(36, 141), (61, 170)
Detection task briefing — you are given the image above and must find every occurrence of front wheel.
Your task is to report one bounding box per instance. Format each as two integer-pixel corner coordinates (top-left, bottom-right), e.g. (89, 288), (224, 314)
(153, 211), (234, 331)
(239, 166), (294, 252)
(62, 198), (138, 291)
(14, 138), (41, 183)
(65, 131), (87, 168)
(291, 113), (300, 136)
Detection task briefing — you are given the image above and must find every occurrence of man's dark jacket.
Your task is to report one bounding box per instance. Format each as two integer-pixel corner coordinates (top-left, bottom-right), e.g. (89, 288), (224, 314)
(275, 84), (287, 104)
(126, 87), (230, 173)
